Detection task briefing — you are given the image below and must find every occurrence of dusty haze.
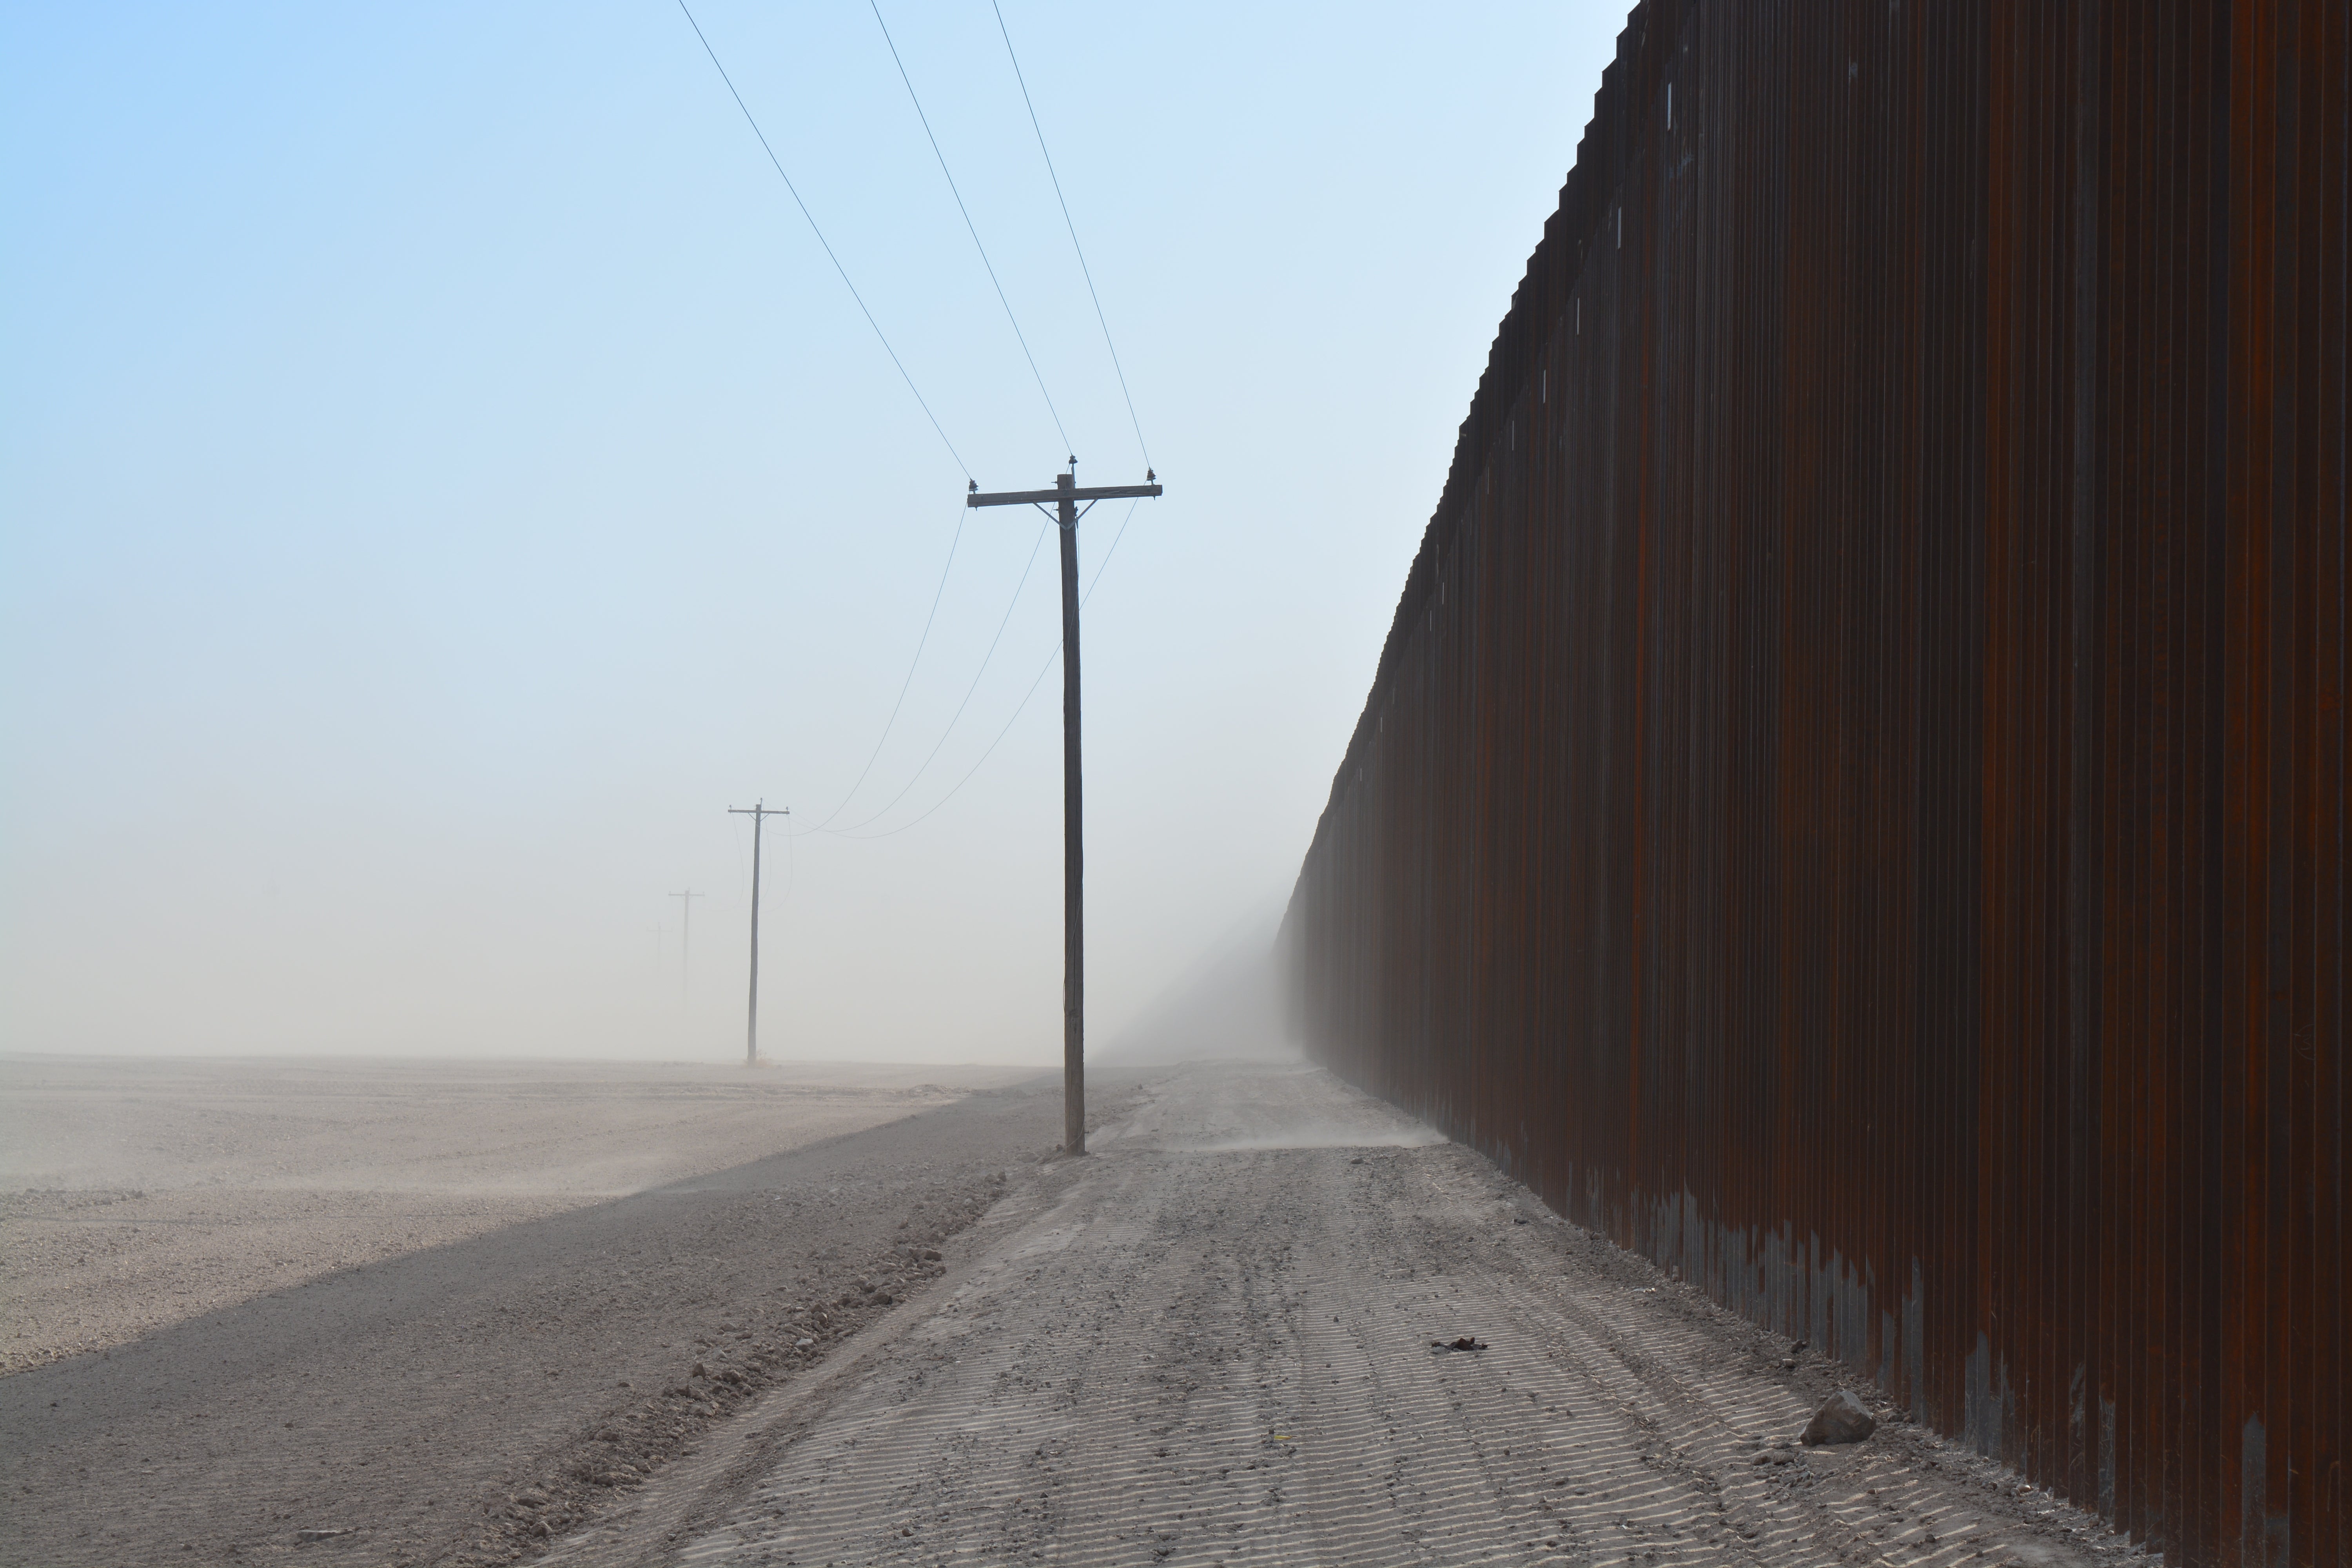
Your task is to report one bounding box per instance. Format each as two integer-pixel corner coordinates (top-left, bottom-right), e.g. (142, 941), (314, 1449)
(0, 2), (1629, 1065)
(1098, 902), (1294, 1066)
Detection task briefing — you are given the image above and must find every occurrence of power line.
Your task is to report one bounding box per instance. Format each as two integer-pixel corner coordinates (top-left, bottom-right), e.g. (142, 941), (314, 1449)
(840, 498), (1142, 840)
(828, 517), (1054, 834)
(867, 0), (1070, 455)
(989, 0), (1153, 473)
(675, 0), (971, 481)
(1079, 497), (1145, 603)
(676, 4), (1157, 851)
(797, 501), (971, 833)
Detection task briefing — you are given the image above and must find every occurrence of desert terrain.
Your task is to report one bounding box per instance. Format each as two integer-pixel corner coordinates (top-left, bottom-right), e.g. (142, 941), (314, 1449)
(1, 1054), (1064, 1566)
(4, 1056), (2149, 1568)
(0, 1054), (1031, 1375)
(537, 1060), (2147, 1568)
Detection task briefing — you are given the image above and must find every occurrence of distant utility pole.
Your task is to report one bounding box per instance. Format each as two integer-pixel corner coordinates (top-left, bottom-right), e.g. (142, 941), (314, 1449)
(725, 802), (788, 1067)
(668, 889), (703, 1003)
(966, 461), (1161, 1154)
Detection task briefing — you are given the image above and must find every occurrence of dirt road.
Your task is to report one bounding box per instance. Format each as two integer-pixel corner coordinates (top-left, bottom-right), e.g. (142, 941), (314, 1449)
(544, 1060), (2143, 1568)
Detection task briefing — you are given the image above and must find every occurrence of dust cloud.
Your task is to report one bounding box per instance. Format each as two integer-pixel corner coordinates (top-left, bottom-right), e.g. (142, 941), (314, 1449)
(1096, 904), (1298, 1067)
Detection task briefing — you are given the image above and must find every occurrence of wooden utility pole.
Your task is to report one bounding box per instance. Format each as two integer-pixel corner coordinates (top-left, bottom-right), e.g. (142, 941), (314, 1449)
(726, 802), (788, 1066)
(668, 889), (703, 1003)
(966, 464), (1161, 1153)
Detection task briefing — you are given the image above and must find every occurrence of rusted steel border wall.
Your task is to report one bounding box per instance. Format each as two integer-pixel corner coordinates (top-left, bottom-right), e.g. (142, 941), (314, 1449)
(1283, 3), (2344, 1563)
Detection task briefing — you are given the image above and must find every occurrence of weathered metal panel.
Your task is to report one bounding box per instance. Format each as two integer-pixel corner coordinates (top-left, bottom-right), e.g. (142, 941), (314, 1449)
(1283, 3), (2346, 1563)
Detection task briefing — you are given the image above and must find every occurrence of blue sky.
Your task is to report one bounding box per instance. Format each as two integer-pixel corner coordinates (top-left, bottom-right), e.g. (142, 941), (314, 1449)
(2, 1), (1627, 1062)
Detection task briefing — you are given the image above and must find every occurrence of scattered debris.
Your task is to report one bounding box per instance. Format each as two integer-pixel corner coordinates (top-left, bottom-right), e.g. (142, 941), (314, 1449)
(1801, 1389), (1876, 1446)
(1430, 1336), (1488, 1353)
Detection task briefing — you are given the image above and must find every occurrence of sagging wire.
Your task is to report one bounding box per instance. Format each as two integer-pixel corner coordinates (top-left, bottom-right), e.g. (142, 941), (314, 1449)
(826, 516), (1055, 835)
(794, 500), (971, 834)
(839, 498), (1142, 839)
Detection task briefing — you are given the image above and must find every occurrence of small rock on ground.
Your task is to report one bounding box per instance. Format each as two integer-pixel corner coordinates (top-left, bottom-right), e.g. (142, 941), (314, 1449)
(1802, 1389), (1876, 1446)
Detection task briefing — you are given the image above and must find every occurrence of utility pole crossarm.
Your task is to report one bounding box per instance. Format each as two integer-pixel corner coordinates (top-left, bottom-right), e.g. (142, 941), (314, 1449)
(968, 483), (1161, 508)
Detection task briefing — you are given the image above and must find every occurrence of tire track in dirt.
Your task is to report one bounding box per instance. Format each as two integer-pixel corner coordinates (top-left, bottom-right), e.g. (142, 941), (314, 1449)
(538, 1062), (2151, 1568)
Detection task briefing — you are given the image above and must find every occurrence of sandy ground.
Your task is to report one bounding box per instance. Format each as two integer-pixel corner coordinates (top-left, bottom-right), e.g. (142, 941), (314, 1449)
(543, 1060), (2149, 1568)
(3, 1073), (1067, 1566)
(5, 1057), (2154, 1568)
(0, 1056), (1034, 1375)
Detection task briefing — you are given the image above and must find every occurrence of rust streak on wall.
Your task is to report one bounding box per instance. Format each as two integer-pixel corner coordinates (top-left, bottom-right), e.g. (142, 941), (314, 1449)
(1283, 3), (2345, 1563)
